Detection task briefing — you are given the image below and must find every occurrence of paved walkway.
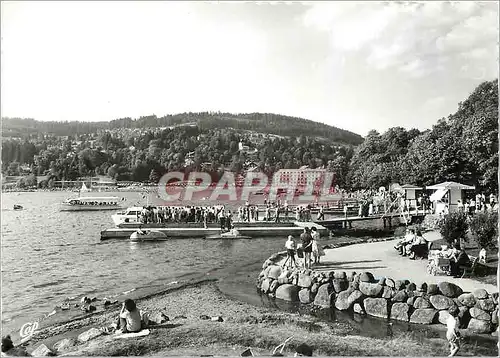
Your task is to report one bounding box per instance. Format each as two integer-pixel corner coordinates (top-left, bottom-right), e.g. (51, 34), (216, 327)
(312, 231), (498, 294)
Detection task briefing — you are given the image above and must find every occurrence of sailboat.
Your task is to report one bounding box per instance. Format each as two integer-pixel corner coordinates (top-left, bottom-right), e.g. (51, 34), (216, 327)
(60, 181), (123, 212)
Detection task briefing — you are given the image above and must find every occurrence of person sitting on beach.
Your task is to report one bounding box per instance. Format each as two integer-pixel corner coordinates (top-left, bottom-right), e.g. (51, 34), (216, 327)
(1, 336), (28, 357)
(116, 299), (148, 333)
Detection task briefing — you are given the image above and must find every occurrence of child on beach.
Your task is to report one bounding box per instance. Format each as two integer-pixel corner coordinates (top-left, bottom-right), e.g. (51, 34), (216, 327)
(283, 236), (297, 268)
(446, 307), (460, 357)
(116, 299), (148, 333)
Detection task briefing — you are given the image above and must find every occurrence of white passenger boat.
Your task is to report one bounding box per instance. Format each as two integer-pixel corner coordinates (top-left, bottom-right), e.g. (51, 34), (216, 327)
(130, 229), (168, 242)
(60, 196), (123, 211)
(60, 182), (123, 212)
(111, 206), (143, 226)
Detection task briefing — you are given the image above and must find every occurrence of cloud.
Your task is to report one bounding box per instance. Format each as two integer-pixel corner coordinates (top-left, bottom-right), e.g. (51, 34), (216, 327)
(303, 1), (498, 80)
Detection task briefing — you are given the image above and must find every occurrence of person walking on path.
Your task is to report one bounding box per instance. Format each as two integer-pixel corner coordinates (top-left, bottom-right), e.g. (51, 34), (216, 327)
(300, 228), (313, 269)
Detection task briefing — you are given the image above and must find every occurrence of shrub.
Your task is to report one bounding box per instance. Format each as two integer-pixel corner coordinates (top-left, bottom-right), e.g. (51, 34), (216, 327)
(438, 211), (469, 246)
(469, 211), (498, 249)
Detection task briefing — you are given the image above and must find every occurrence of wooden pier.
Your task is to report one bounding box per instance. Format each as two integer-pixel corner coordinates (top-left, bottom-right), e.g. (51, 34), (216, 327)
(317, 210), (426, 229)
(100, 221), (328, 240)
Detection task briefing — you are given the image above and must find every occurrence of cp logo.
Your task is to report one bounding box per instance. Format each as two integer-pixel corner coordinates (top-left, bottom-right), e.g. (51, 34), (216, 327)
(20, 321), (39, 339)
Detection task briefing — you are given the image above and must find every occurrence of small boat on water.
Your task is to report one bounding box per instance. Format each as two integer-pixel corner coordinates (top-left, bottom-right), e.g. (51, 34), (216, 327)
(13, 205), (23, 210)
(205, 230), (252, 240)
(130, 229), (168, 242)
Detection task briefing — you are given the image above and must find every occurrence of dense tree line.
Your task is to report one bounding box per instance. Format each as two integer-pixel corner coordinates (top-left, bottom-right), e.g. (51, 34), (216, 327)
(348, 79), (498, 193)
(2, 80), (497, 194)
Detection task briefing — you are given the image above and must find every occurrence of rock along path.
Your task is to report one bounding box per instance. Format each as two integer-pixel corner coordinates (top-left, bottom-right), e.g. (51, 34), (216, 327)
(313, 231), (498, 294)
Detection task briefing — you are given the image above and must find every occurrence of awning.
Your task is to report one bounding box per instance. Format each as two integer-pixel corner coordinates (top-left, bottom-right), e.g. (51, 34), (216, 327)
(430, 189), (447, 202)
(426, 181), (475, 190)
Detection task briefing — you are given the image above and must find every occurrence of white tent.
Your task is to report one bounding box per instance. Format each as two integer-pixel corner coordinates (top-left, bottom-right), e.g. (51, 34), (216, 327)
(427, 181), (475, 213)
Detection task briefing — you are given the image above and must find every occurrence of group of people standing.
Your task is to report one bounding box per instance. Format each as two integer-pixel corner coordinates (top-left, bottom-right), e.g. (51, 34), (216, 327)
(283, 227), (324, 269)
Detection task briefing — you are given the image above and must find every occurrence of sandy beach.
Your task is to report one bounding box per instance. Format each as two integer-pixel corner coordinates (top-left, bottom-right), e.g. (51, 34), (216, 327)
(18, 277), (497, 357)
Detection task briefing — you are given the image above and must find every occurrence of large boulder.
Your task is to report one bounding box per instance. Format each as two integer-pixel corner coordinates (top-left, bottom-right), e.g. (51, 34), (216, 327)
(31, 344), (53, 357)
(265, 265), (282, 280)
(385, 278), (395, 288)
(438, 282), (463, 298)
(299, 288), (313, 304)
(78, 328), (103, 343)
(392, 290), (408, 303)
(335, 290), (364, 311)
(262, 259), (273, 270)
(406, 283), (417, 292)
(314, 283), (335, 308)
(332, 279), (349, 293)
(413, 297), (432, 309)
(364, 298), (388, 319)
(310, 283), (319, 294)
(410, 308), (438, 324)
(275, 284), (300, 302)
(457, 293), (476, 308)
(334, 271), (347, 280)
(353, 303), (365, 314)
(469, 307), (491, 321)
(417, 283), (427, 292)
(426, 283), (439, 295)
(359, 272), (375, 283)
(406, 297), (416, 306)
(53, 338), (78, 353)
(475, 298), (496, 312)
(472, 289), (488, 300)
(359, 282), (384, 297)
(150, 311), (170, 324)
(429, 295), (455, 310)
(390, 302), (410, 322)
(438, 310), (452, 325)
(491, 308), (498, 325)
(261, 278), (272, 294)
(382, 286), (395, 299)
(394, 280), (406, 291)
(467, 318), (492, 334)
(458, 306), (471, 328)
(297, 274), (313, 289)
(269, 280), (279, 293)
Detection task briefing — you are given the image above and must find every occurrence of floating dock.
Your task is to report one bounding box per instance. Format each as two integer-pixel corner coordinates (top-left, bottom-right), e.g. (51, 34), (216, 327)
(101, 221), (328, 240)
(318, 210), (427, 229)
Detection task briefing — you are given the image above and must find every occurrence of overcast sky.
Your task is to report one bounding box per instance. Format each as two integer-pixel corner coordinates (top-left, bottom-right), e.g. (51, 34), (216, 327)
(1, 1), (498, 136)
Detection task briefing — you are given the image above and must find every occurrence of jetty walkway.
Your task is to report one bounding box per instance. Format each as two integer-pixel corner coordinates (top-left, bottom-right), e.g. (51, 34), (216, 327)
(100, 221), (328, 240)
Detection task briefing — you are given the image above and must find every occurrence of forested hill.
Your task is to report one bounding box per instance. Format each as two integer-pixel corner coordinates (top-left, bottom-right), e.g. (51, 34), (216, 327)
(1, 112), (363, 145)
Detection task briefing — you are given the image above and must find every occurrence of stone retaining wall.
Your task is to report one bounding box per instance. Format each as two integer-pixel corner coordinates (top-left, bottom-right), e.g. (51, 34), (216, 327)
(257, 253), (499, 334)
